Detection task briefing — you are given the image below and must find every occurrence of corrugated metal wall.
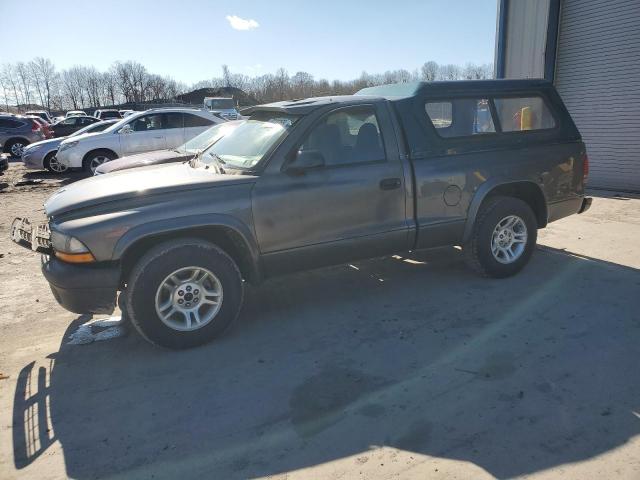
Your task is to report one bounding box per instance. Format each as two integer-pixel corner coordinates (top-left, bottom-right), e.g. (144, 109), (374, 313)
(504, 0), (550, 79)
(555, 0), (640, 191)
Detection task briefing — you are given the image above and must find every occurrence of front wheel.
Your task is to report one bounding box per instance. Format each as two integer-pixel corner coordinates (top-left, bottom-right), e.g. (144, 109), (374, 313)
(44, 151), (68, 173)
(125, 239), (244, 349)
(464, 196), (537, 278)
(83, 150), (116, 175)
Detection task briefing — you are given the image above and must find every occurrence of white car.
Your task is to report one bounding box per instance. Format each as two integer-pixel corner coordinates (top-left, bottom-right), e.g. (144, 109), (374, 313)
(56, 108), (223, 174)
(66, 110), (86, 118)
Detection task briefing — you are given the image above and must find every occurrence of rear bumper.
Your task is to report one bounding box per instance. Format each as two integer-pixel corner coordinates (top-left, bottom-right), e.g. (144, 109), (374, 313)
(41, 255), (120, 314)
(547, 196), (593, 223)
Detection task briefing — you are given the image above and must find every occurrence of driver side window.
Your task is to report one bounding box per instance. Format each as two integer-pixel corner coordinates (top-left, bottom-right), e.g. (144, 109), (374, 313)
(131, 113), (164, 132)
(298, 106), (385, 167)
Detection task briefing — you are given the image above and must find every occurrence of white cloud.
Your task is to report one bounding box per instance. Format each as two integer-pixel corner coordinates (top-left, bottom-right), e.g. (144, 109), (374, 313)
(226, 15), (259, 31)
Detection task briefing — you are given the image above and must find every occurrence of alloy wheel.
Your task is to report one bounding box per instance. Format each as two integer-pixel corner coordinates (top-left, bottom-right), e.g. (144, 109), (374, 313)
(154, 266), (224, 332)
(491, 215), (528, 264)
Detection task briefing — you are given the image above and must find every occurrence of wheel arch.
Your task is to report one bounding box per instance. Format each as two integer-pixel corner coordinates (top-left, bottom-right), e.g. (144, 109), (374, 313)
(463, 179), (548, 242)
(115, 215), (262, 286)
(2, 137), (30, 153)
(82, 148), (118, 164)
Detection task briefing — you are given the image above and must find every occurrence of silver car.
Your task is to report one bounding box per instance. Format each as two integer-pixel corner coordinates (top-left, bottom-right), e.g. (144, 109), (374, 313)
(21, 120), (118, 173)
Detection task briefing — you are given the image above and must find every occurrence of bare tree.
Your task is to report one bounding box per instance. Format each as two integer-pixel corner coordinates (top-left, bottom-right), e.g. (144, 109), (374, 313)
(421, 61), (439, 81)
(28, 58), (57, 111)
(15, 62), (32, 106)
(439, 64), (462, 81)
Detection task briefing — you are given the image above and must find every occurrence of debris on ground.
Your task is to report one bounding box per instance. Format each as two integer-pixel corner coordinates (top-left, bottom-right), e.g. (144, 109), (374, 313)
(67, 316), (127, 345)
(0, 373), (8, 380)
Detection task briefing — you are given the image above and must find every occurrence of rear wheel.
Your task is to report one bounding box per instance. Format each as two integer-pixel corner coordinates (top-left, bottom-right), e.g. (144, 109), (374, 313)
(83, 150), (116, 174)
(125, 239), (244, 349)
(464, 196), (537, 278)
(44, 151), (68, 173)
(6, 139), (28, 158)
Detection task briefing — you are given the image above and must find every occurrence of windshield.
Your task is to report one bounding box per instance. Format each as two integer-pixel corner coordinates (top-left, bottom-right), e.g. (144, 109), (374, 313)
(206, 99), (235, 110)
(200, 113), (299, 169)
(70, 121), (115, 137)
(180, 121), (242, 153)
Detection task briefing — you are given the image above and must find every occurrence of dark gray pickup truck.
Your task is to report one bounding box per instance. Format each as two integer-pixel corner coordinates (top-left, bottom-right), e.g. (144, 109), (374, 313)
(11, 80), (592, 348)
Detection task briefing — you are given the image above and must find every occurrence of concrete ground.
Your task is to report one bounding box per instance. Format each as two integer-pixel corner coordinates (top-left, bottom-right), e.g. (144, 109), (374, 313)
(0, 162), (639, 479)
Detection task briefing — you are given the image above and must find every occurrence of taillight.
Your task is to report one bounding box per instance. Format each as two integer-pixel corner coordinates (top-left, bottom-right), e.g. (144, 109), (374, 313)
(31, 122), (41, 132)
(582, 152), (589, 184)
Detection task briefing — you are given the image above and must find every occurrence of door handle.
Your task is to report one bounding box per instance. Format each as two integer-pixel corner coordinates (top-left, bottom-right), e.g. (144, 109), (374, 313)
(379, 178), (401, 190)
(153, 136), (163, 139)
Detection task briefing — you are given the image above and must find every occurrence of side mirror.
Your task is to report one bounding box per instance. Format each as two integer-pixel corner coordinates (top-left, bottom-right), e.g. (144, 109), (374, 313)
(287, 149), (325, 175)
(119, 124), (133, 134)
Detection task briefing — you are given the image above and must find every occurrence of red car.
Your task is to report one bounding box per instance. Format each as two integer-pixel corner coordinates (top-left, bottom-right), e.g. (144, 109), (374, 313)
(27, 116), (54, 139)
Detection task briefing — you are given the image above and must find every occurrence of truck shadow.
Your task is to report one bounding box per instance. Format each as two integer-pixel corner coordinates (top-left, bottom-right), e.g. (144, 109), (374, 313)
(12, 247), (640, 479)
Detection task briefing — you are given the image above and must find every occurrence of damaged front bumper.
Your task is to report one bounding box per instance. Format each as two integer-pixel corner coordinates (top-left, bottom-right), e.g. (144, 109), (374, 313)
(11, 217), (52, 253)
(11, 217), (119, 315)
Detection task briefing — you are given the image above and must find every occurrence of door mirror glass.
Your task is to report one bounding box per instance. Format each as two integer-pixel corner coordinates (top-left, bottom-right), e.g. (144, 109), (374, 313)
(119, 124), (133, 134)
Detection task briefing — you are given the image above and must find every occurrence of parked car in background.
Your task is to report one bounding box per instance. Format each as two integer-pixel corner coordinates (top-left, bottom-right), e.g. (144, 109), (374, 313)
(25, 110), (53, 124)
(52, 115), (65, 123)
(204, 97), (240, 120)
(57, 108), (223, 174)
(27, 116), (54, 139)
(21, 119), (119, 173)
(95, 120), (242, 175)
(10, 80), (592, 349)
(93, 109), (122, 120)
(65, 110), (86, 117)
(0, 114), (46, 157)
(119, 109), (135, 117)
(51, 115), (100, 137)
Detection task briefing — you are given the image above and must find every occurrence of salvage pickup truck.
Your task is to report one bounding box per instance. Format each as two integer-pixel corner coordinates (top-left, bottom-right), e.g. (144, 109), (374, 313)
(11, 80), (592, 349)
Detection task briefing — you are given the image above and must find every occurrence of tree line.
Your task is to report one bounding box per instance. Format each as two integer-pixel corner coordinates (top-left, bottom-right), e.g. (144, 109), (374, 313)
(0, 59), (493, 112)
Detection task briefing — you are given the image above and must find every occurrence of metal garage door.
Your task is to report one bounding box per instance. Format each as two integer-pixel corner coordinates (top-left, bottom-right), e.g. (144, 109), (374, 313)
(555, 0), (640, 191)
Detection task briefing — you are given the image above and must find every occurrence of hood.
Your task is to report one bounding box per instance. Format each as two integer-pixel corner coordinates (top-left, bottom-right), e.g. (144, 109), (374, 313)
(95, 149), (188, 175)
(45, 163), (257, 217)
(25, 137), (64, 151)
(60, 130), (107, 145)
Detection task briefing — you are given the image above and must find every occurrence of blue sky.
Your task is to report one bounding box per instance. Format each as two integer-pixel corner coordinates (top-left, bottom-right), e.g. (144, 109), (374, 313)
(0, 0), (497, 84)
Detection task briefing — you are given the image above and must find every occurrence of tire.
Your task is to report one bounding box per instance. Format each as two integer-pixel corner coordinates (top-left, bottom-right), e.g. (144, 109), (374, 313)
(44, 151), (68, 173)
(6, 139), (28, 158)
(463, 195), (537, 278)
(83, 149), (116, 175)
(125, 238), (244, 349)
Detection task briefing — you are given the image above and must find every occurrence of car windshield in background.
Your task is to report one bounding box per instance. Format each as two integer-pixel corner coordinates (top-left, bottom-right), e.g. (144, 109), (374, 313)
(207, 99), (235, 109)
(101, 111), (121, 119)
(71, 121), (114, 137)
(181, 121), (243, 153)
(200, 113), (299, 169)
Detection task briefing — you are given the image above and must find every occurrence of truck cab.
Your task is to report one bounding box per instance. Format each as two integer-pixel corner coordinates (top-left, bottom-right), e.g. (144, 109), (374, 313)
(203, 97), (240, 120)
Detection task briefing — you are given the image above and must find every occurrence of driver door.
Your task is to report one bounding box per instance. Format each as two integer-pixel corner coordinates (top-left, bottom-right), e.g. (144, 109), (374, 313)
(120, 113), (167, 155)
(252, 104), (409, 276)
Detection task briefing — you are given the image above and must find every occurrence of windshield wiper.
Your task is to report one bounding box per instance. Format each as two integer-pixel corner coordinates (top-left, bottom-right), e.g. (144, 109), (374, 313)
(208, 153), (226, 174)
(188, 149), (204, 168)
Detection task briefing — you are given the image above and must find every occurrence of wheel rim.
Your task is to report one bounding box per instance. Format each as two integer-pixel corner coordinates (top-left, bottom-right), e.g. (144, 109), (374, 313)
(11, 142), (25, 157)
(154, 266), (223, 332)
(49, 155), (67, 173)
(89, 156), (109, 173)
(491, 215), (528, 264)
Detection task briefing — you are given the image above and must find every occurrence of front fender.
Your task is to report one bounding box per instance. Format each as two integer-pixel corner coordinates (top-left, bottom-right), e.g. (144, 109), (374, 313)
(112, 213), (261, 273)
